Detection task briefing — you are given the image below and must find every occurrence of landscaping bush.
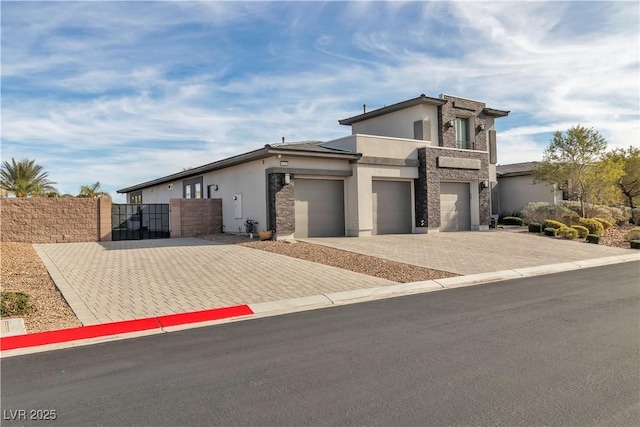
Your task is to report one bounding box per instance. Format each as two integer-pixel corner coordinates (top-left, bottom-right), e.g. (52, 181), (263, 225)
(559, 201), (628, 225)
(502, 216), (524, 226)
(543, 219), (566, 230)
(632, 208), (640, 225)
(609, 206), (631, 226)
(586, 234), (600, 244)
(557, 226), (578, 240)
(521, 202), (576, 225)
(578, 218), (604, 236)
(592, 217), (613, 231)
(0, 291), (31, 318)
(528, 222), (542, 233)
(625, 227), (640, 241)
(544, 227), (557, 237)
(631, 240), (640, 250)
(571, 225), (589, 238)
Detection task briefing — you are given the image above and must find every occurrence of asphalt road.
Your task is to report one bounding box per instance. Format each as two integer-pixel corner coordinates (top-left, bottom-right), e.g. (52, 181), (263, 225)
(2, 262), (639, 426)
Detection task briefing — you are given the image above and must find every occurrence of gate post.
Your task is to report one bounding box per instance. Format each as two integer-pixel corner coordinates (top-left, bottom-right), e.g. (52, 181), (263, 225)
(169, 199), (182, 238)
(98, 198), (112, 241)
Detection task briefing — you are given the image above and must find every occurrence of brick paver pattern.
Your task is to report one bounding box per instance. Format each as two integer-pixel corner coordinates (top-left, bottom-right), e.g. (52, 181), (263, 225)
(35, 238), (394, 325)
(303, 231), (635, 275)
(35, 232), (635, 326)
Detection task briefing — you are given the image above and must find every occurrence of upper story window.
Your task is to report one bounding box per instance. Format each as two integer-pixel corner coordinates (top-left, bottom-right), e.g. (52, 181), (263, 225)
(455, 117), (471, 149)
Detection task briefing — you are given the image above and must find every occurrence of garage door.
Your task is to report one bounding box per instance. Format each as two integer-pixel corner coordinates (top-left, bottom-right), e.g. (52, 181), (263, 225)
(372, 180), (412, 235)
(294, 179), (345, 238)
(440, 182), (470, 232)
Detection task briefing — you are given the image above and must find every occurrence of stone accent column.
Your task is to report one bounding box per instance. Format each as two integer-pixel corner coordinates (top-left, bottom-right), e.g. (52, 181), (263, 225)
(414, 147), (428, 231)
(268, 173), (295, 240)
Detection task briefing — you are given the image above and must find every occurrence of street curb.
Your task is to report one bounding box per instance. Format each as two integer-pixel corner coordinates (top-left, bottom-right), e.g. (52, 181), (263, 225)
(2, 254), (637, 357)
(0, 305), (253, 354)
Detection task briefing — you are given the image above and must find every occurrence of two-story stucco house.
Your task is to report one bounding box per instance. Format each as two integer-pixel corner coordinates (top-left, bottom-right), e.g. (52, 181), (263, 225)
(117, 94), (509, 239)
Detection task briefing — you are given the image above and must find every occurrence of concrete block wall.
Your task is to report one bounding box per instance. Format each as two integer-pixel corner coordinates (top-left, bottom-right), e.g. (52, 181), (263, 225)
(169, 198), (222, 238)
(0, 198), (111, 243)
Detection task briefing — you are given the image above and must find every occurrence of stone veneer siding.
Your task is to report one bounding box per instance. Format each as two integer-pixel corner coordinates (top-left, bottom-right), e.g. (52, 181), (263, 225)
(414, 148), (428, 228)
(169, 198), (222, 238)
(438, 95), (489, 151)
(268, 173), (295, 235)
(0, 197), (112, 243)
(422, 147), (491, 229)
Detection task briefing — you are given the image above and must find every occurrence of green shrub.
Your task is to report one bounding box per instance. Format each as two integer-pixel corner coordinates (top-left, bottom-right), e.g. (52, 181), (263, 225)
(586, 234), (600, 244)
(631, 240), (640, 250)
(578, 218), (604, 236)
(544, 227), (557, 236)
(557, 226), (578, 240)
(543, 219), (566, 229)
(625, 228), (640, 241)
(571, 225), (589, 238)
(592, 217), (613, 231)
(503, 216), (524, 226)
(631, 208), (640, 225)
(528, 222), (542, 233)
(0, 291), (31, 318)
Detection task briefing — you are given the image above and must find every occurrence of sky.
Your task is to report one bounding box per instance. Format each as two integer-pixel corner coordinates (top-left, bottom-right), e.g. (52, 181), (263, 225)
(2, 1), (638, 203)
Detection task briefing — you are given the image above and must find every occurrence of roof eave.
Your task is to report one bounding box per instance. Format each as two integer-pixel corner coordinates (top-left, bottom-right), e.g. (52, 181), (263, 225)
(339, 94), (446, 126)
(483, 107), (510, 118)
(117, 147), (361, 194)
(117, 147), (271, 193)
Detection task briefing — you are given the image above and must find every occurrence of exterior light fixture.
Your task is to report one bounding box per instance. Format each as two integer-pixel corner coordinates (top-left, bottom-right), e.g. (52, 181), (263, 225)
(283, 173), (291, 185)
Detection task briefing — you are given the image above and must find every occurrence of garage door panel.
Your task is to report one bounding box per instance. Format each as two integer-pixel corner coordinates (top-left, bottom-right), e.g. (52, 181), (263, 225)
(294, 179), (345, 238)
(372, 180), (412, 235)
(440, 182), (470, 232)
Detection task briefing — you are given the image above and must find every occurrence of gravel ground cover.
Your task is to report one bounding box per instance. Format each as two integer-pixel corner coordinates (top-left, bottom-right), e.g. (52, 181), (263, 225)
(199, 234), (458, 283)
(2, 226), (636, 333)
(1, 242), (82, 333)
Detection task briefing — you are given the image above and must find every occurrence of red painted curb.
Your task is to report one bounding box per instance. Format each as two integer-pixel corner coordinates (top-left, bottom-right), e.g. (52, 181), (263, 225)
(0, 305), (254, 351)
(156, 305), (254, 327)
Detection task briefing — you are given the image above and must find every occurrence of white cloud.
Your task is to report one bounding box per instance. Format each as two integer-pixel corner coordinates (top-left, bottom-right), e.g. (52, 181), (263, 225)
(1, 0), (638, 196)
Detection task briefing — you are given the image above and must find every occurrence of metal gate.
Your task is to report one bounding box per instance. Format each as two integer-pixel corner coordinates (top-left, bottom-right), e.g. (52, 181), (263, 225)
(111, 204), (170, 241)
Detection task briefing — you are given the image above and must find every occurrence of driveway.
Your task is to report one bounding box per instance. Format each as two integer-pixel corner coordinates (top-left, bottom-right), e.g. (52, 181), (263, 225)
(302, 230), (636, 275)
(34, 232), (636, 326)
(34, 238), (394, 326)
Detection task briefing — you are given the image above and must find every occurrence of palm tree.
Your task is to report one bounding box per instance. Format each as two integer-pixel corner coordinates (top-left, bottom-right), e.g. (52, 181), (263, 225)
(0, 158), (57, 197)
(78, 181), (111, 198)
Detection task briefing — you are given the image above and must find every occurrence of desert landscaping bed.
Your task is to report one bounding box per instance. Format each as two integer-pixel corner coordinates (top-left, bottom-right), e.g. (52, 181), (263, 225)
(1, 226), (635, 333)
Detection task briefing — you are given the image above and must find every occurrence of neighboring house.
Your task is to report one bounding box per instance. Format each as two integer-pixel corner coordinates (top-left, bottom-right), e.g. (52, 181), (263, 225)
(117, 94), (509, 239)
(494, 161), (565, 215)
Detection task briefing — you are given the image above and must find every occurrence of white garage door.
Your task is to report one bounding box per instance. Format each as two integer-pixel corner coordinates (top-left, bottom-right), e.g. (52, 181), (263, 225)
(372, 180), (412, 235)
(294, 179), (345, 238)
(440, 182), (470, 232)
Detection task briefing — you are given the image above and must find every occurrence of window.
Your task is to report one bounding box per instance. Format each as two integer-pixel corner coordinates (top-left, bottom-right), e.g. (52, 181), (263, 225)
(130, 191), (142, 204)
(183, 176), (203, 199)
(455, 117), (471, 149)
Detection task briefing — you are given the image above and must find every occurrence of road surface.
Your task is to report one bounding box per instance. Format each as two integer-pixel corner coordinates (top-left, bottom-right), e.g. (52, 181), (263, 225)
(2, 262), (639, 426)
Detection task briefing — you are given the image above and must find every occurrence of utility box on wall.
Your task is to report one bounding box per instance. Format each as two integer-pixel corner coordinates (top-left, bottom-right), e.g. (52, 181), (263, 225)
(233, 194), (242, 219)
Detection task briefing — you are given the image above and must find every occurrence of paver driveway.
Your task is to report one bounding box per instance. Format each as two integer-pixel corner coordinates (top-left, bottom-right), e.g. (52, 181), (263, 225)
(302, 230), (636, 275)
(34, 238), (394, 326)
